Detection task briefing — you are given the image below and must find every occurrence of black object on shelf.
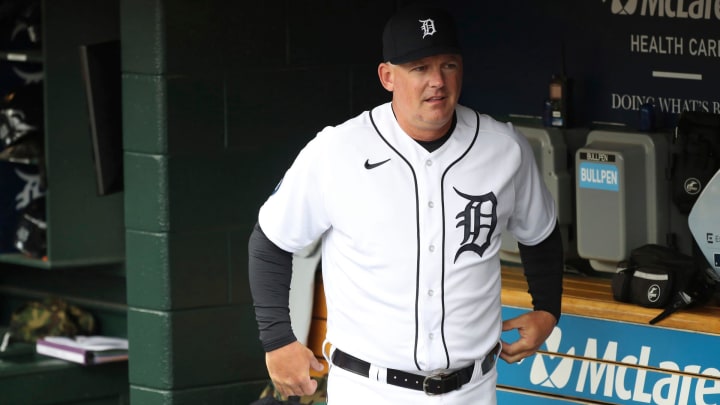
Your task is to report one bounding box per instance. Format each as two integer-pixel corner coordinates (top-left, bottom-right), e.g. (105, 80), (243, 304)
(79, 39), (123, 196)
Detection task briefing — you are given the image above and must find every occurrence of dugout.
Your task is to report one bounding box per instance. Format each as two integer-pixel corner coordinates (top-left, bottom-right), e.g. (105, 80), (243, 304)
(0, 1), (717, 404)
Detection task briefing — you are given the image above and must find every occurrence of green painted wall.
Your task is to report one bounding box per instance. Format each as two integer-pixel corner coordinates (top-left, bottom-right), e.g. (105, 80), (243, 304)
(121, 0), (390, 402)
(0, 1), (394, 402)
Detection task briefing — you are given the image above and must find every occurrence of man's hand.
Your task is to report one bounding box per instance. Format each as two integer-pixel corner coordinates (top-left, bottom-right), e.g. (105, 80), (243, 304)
(266, 341), (325, 398)
(500, 310), (556, 363)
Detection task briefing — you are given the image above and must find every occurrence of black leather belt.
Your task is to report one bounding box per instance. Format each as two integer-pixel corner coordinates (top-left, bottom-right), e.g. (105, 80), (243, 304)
(331, 343), (501, 395)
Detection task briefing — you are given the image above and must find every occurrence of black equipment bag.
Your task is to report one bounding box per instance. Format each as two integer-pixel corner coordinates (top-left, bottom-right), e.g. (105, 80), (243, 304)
(670, 111), (720, 214)
(612, 244), (717, 324)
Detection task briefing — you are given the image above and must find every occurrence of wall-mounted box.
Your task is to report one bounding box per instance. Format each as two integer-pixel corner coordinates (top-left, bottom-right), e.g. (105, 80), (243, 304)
(500, 125), (573, 264)
(575, 130), (669, 272)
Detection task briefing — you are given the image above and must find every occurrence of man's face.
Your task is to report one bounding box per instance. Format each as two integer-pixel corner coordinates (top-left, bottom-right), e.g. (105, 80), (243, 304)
(378, 53), (463, 141)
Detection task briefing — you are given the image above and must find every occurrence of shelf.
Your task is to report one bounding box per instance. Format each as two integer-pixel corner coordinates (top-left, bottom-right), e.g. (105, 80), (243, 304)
(0, 253), (51, 269)
(0, 253), (123, 269)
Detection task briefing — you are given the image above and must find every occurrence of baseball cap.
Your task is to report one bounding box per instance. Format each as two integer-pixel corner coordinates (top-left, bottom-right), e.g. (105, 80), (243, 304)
(382, 5), (461, 64)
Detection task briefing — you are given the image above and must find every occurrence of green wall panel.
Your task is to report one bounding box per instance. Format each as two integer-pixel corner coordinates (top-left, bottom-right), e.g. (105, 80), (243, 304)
(123, 74), (226, 155)
(128, 305), (265, 389)
(123, 74), (168, 154)
(121, 0), (165, 74)
(161, 1), (224, 76)
(285, 0), (388, 66)
(170, 305), (266, 386)
(125, 231), (171, 309)
(41, 0), (125, 266)
(225, 68), (350, 151)
(124, 152), (169, 232)
(0, 358), (128, 405)
(127, 308), (173, 388)
(119, 0), (394, 401)
(121, 0), (225, 76)
(130, 381), (266, 405)
(126, 230), (229, 310)
(164, 77), (225, 154)
(228, 228), (254, 306)
(165, 154), (242, 230)
(125, 150), (263, 233)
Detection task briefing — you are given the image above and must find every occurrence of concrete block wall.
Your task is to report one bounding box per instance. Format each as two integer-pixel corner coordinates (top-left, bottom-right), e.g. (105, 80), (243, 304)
(120, 0), (391, 402)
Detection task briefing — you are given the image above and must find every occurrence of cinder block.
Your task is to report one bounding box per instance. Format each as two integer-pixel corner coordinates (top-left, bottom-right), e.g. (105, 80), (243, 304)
(162, 1), (224, 76)
(122, 0), (227, 76)
(164, 154), (236, 231)
(124, 152), (169, 232)
(128, 306), (266, 389)
(222, 2), (287, 71)
(286, 1), (389, 66)
(170, 305), (266, 387)
(125, 152), (259, 233)
(126, 231), (170, 309)
(229, 227), (255, 306)
(128, 308), (173, 388)
(130, 381), (267, 405)
(123, 74), (225, 154)
(165, 76), (225, 154)
(123, 74), (168, 154)
(126, 229), (230, 310)
(121, 0), (165, 74)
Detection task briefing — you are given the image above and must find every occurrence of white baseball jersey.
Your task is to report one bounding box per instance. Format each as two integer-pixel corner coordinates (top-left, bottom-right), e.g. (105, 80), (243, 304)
(259, 102), (556, 373)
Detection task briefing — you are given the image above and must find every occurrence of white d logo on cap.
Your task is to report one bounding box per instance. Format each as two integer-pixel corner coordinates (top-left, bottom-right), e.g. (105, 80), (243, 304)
(419, 18), (436, 38)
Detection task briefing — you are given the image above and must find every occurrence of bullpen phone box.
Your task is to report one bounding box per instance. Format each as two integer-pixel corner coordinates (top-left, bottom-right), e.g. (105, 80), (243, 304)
(575, 130), (670, 272)
(500, 125), (574, 264)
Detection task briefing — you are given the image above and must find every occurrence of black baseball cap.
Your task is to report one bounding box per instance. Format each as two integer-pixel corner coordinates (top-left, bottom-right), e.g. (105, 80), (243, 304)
(382, 5), (461, 64)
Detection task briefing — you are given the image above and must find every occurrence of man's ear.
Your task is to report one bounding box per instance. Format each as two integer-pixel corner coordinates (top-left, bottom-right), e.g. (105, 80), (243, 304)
(378, 62), (394, 92)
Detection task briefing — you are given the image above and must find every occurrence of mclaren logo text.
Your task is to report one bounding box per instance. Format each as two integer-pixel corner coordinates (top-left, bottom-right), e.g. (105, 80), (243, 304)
(603, 0), (720, 19)
(528, 325), (720, 404)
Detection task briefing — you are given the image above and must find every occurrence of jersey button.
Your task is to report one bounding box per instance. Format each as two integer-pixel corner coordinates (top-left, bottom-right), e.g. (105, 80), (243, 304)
(428, 289), (434, 297)
(425, 159), (433, 167)
(428, 244), (435, 252)
(429, 333), (435, 340)
(428, 201), (434, 208)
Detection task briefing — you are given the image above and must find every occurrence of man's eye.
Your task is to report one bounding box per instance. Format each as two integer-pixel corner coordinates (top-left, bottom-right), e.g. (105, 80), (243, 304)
(411, 65), (427, 72)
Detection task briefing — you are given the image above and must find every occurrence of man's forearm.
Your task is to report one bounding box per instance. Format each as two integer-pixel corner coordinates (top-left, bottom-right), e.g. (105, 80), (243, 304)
(248, 222), (297, 351)
(517, 221), (564, 321)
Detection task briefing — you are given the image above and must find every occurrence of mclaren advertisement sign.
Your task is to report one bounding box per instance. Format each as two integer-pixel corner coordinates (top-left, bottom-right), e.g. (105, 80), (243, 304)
(498, 307), (720, 404)
(455, 0), (720, 128)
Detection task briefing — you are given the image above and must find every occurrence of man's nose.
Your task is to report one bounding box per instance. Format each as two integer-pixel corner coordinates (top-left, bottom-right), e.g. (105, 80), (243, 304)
(428, 67), (445, 88)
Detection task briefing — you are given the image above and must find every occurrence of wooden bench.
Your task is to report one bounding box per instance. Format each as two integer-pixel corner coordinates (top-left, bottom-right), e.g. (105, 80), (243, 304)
(501, 266), (720, 334)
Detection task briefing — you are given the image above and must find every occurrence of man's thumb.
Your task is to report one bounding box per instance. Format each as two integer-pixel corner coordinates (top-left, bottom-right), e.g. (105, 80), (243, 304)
(310, 356), (325, 372)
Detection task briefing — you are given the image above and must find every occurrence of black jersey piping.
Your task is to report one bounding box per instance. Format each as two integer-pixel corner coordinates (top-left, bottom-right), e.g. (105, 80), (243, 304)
(369, 109), (423, 370)
(369, 108), (481, 371)
(438, 110), (481, 369)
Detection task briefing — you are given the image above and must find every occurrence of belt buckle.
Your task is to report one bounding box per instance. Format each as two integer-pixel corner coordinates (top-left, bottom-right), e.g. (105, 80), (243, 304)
(422, 371), (458, 396)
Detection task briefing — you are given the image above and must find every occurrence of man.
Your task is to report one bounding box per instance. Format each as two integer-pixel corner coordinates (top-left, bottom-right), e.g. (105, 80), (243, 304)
(249, 4), (563, 404)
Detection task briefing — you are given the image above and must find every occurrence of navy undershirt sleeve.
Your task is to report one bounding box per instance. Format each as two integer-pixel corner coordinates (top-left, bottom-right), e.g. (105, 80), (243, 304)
(248, 222), (297, 352)
(517, 221), (564, 322)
